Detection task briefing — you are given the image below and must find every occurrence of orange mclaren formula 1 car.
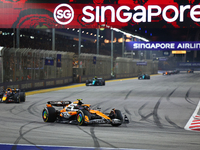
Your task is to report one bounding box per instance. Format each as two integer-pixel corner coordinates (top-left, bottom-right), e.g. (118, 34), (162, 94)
(42, 99), (129, 126)
(187, 69), (194, 73)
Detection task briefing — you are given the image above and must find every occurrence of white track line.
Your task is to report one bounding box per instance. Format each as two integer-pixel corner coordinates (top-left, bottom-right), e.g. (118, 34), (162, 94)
(184, 101), (200, 131)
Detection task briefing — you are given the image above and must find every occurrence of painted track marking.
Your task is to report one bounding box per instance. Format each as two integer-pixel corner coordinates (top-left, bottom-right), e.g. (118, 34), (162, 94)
(184, 101), (200, 132)
(0, 143), (151, 150)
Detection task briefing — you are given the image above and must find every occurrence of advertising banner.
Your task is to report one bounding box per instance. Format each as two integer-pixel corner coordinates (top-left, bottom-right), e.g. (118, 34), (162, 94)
(45, 57), (54, 66)
(93, 56), (96, 64)
(0, 1), (200, 28)
(136, 62), (147, 66)
(126, 41), (200, 51)
(159, 57), (168, 61)
(178, 62), (200, 67)
(57, 54), (61, 67)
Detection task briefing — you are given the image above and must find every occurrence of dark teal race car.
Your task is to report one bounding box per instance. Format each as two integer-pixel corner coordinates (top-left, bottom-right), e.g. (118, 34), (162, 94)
(86, 78), (105, 86)
(138, 74), (150, 80)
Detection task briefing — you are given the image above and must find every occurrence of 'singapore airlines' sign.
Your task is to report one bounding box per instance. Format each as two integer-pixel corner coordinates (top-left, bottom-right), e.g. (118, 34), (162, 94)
(53, 4), (200, 26)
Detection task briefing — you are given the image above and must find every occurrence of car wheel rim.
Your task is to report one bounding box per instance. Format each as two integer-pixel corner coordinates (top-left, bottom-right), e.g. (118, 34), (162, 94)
(77, 113), (83, 123)
(43, 110), (48, 121)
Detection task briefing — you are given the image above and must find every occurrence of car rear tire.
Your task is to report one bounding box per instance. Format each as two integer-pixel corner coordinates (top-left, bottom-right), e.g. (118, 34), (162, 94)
(77, 109), (91, 126)
(102, 80), (105, 85)
(99, 80), (103, 86)
(42, 107), (56, 122)
(14, 93), (20, 103)
(19, 92), (26, 102)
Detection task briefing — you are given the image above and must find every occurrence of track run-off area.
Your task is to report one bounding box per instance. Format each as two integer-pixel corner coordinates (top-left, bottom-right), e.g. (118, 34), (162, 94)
(0, 72), (200, 150)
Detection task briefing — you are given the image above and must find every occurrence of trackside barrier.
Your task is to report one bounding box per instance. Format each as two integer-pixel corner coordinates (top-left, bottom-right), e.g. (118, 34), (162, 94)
(0, 47), (74, 90)
(1, 47), (74, 83)
(0, 77), (73, 91)
(0, 48), (158, 90)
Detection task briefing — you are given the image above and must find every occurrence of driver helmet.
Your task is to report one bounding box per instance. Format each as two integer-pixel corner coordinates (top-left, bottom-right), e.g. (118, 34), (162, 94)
(7, 88), (11, 94)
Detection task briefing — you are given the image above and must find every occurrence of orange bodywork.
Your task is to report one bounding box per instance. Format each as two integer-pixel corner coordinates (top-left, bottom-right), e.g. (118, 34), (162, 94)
(73, 101), (79, 104)
(60, 109), (66, 113)
(90, 110), (111, 120)
(84, 116), (89, 122)
(82, 104), (91, 108)
(60, 110), (77, 117)
(46, 104), (52, 107)
(68, 111), (77, 115)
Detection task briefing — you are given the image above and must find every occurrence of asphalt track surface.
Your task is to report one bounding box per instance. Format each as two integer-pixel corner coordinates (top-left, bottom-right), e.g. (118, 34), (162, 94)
(1, 72), (200, 150)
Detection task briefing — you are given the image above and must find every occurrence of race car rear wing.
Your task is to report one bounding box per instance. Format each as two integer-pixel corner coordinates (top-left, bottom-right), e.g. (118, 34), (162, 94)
(47, 101), (72, 107)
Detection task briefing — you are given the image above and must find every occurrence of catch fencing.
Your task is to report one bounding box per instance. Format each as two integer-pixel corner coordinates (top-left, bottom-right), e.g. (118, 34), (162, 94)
(0, 47), (158, 90)
(0, 47), (74, 90)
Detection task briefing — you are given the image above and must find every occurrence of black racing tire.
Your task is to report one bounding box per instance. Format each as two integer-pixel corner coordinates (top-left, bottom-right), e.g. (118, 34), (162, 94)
(86, 80), (89, 86)
(99, 80), (103, 86)
(77, 109), (91, 126)
(19, 92), (26, 102)
(138, 76), (142, 80)
(42, 107), (56, 122)
(13, 93), (20, 103)
(111, 110), (123, 127)
(100, 79), (105, 86)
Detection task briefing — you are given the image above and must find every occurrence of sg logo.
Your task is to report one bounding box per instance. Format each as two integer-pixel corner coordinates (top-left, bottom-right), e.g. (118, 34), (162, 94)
(54, 4), (74, 25)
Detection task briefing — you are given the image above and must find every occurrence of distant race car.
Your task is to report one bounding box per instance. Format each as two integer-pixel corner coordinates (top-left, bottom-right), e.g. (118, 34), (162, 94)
(163, 70), (180, 75)
(86, 78), (105, 86)
(42, 99), (129, 126)
(187, 69), (194, 73)
(0, 88), (26, 103)
(163, 71), (171, 75)
(138, 74), (150, 80)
